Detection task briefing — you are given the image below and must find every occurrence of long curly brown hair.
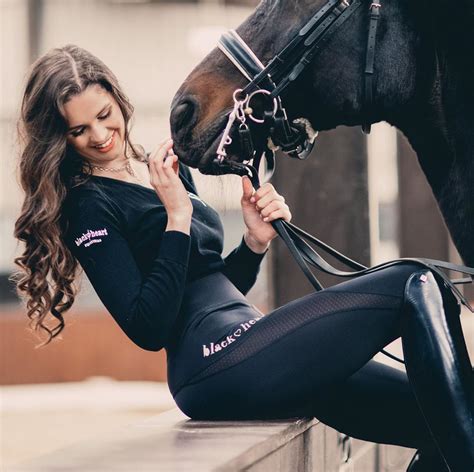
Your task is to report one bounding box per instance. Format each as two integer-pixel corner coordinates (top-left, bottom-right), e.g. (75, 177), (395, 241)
(10, 44), (146, 347)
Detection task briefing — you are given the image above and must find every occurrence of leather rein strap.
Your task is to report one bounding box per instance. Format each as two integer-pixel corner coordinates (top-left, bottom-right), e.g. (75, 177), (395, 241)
(243, 162), (474, 307)
(242, 162), (474, 364)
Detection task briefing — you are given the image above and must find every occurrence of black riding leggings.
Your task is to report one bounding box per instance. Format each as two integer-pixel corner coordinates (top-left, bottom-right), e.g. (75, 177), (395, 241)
(166, 263), (443, 452)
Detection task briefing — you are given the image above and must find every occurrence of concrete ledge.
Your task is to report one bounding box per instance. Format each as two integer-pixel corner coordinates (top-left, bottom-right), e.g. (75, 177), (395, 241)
(8, 407), (415, 471)
(8, 408), (319, 471)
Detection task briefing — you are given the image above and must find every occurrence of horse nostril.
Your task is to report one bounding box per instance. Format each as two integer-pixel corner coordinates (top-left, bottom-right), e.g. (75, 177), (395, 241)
(170, 98), (197, 136)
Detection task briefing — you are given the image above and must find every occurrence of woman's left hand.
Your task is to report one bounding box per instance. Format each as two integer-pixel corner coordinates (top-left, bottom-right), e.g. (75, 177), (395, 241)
(240, 176), (292, 253)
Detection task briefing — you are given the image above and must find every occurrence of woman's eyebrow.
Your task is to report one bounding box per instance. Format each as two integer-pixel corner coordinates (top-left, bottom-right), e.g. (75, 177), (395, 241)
(67, 103), (111, 131)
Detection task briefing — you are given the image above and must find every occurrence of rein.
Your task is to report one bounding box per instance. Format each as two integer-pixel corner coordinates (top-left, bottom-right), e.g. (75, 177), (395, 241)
(244, 162), (474, 365)
(208, 0), (474, 364)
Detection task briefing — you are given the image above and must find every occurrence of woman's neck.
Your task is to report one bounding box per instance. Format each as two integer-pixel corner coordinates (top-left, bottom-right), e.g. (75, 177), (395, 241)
(90, 157), (152, 187)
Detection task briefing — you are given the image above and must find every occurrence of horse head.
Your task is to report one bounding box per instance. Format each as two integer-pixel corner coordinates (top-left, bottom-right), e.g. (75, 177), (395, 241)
(170, 0), (474, 265)
(170, 0), (430, 172)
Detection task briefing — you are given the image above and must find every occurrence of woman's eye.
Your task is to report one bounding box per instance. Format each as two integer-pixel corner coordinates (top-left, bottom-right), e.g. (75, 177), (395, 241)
(70, 110), (110, 138)
(99, 111), (111, 120)
(71, 129), (84, 138)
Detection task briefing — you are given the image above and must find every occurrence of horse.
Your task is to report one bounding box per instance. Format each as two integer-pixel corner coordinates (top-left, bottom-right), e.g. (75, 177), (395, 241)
(169, 0), (474, 267)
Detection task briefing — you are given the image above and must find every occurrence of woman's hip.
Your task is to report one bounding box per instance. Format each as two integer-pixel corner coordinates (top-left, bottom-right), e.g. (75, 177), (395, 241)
(166, 284), (264, 396)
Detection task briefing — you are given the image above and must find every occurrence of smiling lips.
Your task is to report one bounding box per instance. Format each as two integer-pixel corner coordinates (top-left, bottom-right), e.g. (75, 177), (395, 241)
(94, 131), (115, 153)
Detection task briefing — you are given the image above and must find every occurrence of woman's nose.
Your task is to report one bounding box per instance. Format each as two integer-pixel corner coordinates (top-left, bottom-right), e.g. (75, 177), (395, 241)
(89, 126), (109, 146)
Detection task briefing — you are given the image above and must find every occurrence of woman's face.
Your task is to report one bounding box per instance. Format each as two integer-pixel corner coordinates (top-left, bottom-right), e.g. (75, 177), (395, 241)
(63, 83), (126, 166)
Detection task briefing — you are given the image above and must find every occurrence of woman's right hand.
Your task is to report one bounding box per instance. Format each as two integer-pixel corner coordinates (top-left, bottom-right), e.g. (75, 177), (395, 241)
(149, 138), (193, 234)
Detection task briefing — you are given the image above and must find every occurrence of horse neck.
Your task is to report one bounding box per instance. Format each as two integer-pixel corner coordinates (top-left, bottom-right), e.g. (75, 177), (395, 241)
(393, 49), (474, 266)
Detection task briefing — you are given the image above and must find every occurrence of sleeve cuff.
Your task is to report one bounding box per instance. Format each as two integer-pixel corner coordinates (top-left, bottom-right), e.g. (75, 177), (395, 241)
(158, 230), (191, 266)
(238, 235), (268, 262)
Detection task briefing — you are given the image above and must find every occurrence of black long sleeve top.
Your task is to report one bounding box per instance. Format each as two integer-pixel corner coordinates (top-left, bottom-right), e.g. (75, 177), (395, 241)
(62, 163), (267, 351)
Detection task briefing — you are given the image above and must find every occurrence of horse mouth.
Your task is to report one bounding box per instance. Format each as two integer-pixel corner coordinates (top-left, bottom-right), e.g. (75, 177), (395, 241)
(198, 132), (223, 171)
(195, 111), (242, 174)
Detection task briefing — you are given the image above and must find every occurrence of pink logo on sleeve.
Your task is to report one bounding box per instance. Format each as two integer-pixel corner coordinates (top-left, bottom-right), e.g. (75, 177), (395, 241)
(75, 228), (109, 248)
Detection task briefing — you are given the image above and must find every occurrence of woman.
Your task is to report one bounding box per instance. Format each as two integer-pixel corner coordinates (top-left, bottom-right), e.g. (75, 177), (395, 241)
(11, 45), (473, 472)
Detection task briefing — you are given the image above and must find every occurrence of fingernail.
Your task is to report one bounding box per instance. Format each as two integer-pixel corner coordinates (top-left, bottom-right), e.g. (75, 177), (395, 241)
(250, 197), (255, 203)
(263, 217), (269, 222)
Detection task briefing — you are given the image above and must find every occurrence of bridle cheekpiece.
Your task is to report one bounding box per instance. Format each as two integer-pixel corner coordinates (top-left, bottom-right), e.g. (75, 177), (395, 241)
(210, 0), (382, 183)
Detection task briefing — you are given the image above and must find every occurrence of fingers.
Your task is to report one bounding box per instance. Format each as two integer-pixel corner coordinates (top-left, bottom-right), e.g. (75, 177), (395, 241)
(262, 209), (292, 223)
(253, 184), (285, 211)
(150, 138), (174, 166)
(163, 152), (178, 172)
(149, 138), (180, 186)
(245, 181), (291, 223)
(262, 207), (292, 223)
(254, 192), (285, 210)
(251, 183), (283, 206)
(259, 200), (284, 217)
(241, 176), (255, 202)
(260, 200), (292, 222)
(253, 182), (275, 198)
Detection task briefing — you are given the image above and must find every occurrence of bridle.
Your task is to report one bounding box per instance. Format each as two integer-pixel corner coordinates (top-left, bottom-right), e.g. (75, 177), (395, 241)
(206, 0), (474, 364)
(209, 0), (382, 178)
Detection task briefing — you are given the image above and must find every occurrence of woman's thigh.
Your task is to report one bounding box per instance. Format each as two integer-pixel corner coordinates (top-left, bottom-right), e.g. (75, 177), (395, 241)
(171, 265), (440, 448)
(173, 299), (401, 420)
(174, 263), (420, 394)
(175, 358), (432, 450)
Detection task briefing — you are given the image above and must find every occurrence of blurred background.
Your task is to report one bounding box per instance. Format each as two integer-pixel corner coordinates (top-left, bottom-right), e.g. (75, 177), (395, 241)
(1, 0), (472, 468)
